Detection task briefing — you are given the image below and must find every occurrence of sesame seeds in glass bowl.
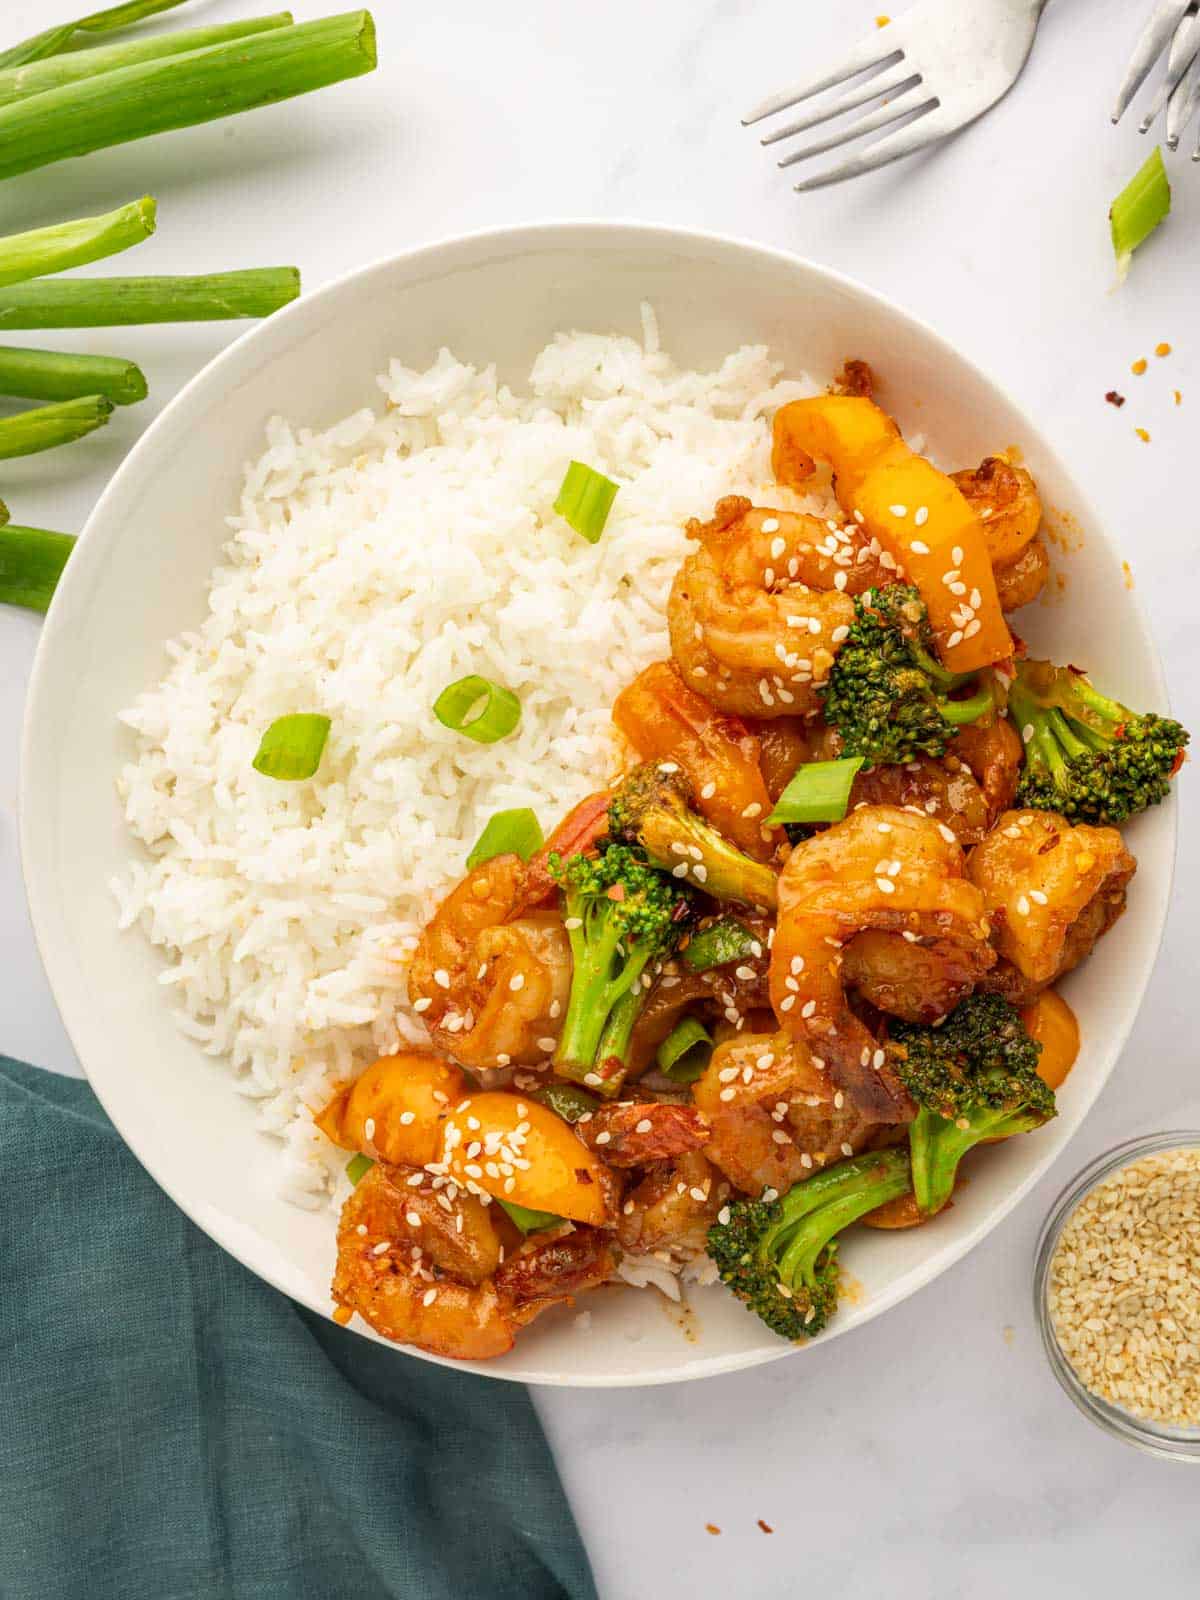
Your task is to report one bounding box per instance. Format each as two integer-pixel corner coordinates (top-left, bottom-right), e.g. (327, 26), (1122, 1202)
(1034, 1133), (1200, 1460)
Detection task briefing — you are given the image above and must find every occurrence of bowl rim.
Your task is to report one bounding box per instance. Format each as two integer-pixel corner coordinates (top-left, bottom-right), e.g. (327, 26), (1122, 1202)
(18, 218), (1178, 1386)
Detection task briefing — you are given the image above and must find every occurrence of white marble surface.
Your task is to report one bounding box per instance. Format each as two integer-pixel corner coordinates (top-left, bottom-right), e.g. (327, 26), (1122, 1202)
(3, 0), (1200, 1593)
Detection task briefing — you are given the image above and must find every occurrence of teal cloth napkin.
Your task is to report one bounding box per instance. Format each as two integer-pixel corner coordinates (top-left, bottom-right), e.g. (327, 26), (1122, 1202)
(0, 1057), (597, 1600)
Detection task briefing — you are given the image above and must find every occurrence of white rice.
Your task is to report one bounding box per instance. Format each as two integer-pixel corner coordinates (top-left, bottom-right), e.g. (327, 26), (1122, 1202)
(114, 308), (817, 1207)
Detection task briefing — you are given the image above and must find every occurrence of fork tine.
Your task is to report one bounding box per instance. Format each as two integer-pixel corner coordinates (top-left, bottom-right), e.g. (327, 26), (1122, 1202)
(1113, 0), (1193, 124)
(742, 40), (902, 127)
(776, 91), (931, 171)
(1167, 5), (1200, 143)
(792, 105), (941, 192)
(761, 71), (923, 148)
(1139, 10), (1200, 131)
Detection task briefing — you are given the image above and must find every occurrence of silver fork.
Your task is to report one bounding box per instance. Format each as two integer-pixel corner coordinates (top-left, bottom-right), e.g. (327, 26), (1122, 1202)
(1112, 0), (1200, 152)
(744, 0), (1049, 192)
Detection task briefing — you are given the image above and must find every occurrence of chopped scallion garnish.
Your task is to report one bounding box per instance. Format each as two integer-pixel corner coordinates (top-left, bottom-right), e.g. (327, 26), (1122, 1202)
(0, 525), (75, 612)
(498, 1199), (562, 1234)
(433, 675), (521, 744)
(252, 713), (331, 780)
(466, 807), (543, 870)
(656, 1016), (713, 1084)
(554, 460), (619, 543)
(681, 917), (757, 973)
(1111, 146), (1171, 282)
(345, 1153), (374, 1186)
(767, 757), (865, 827)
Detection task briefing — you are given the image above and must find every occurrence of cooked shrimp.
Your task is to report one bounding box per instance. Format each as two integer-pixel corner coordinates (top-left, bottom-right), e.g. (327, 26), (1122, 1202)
(951, 457), (1042, 569)
(840, 929), (986, 1023)
(612, 660), (779, 857)
(994, 537), (1049, 613)
(667, 496), (891, 719)
(850, 753), (991, 847)
(617, 1151), (729, 1257)
(953, 716), (1024, 823)
(575, 1101), (709, 1167)
(497, 1226), (615, 1325)
(408, 855), (571, 1069)
(770, 805), (994, 1121)
(332, 1163), (515, 1360)
(694, 1030), (876, 1195)
(625, 925), (772, 1074)
(968, 809), (1136, 986)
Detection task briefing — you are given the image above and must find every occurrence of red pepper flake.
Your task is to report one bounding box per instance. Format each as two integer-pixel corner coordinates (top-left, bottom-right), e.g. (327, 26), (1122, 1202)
(332, 1304), (352, 1326)
(606, 882), (626, 901)
(1131, 358), (1148, 376)
(1105, 390), (1126, 408)
(1156, 342), (1172, 358)
(875, 14), (891, 25)
(757, 1519), (775, 1534)
(1174, 390), (1183, 406)
(1135, 427), (1151, 443)
(705, 1523), (722, 1536)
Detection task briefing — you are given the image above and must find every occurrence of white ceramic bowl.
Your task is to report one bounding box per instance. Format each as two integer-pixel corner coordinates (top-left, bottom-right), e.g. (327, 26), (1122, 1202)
(20, 222), (1175, 1386)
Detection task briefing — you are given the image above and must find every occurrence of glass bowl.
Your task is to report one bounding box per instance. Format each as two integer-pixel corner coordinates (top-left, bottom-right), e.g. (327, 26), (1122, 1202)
(1034, 1131), (1200, 1461)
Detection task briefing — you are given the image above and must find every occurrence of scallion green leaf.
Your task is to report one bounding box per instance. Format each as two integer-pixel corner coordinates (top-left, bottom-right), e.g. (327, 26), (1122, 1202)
(0, 0), (190, 71)
(1111, 146), (1171, 281)
(0, 268), (300, 329)
(533, 1082), (599, 1124)
(767, 756), (865, 826)
(656, 1016), (713, 1084)
(345, 1153), (374, 1186)
(498, 1199), (562, 1235)
(0, 525), (75, 612)
(554, 460), (618, 543)
(466, 808), (543, 870)
(253, 713), (331, 780)
(0, 196), (155, 289)
(0, 346), (147, 405)
(681, 917), (757, 973)
(433, 675), (521, 744)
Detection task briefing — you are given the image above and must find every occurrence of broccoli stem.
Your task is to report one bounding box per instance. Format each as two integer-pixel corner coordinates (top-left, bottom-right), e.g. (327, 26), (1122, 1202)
(777, 1151), (911, 1281)
(910, 640), (972, 692)
(938, 682), (995, 726)
(911, 1105), (1036, 1216)
(595, 986), (643, 1070)
(555, 907), (650, 1089)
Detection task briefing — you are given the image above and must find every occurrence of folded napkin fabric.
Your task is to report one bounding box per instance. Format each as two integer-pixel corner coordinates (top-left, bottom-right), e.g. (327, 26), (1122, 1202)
(0, 1057), (596, 1600)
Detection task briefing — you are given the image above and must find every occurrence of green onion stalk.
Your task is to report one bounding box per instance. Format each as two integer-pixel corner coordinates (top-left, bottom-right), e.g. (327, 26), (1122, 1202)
(0, 196), (155, 289)
(0, 0), (190, 71)
(0, 268), (300, 328)
(0, 395), (112, 458)
(0, 11), (378, 183)
(0, 526), (76, 612)
(0, 347), (146, 405)
(0, 15), (295, 111)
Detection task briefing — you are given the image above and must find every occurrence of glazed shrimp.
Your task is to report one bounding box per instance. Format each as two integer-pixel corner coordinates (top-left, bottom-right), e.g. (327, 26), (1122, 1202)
(951, 457), (1042, 569)
(616, 1151), (729, 1258)
(574, 1101), (709, 1167)
(968, 809), (1135, 987)
(332, 1162), (515, 1359)
(408, 855), (571, 1069)
(769, 805), (994, 1122)
(667, 496), (893, 719)
(693, 1030), (875, 1195)
(993, 537), (1049, 613)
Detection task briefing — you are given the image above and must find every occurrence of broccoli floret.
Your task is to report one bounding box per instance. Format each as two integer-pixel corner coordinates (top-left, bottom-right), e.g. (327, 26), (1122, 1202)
(706, 1148), (912, 1340)
(550, 843), (694, 1096)
(889, 994), (1055, 1218)
(822, 584), (995, 765)
(1009, 658), (1188, 826)
(608, 763), (779, 910)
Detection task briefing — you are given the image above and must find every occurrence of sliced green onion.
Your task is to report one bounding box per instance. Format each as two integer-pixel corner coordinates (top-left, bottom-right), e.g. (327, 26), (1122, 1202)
(0, 0), (189, 71)
(534, 1082), (599, 1124)
(554, 460), (619, 544)
(0, 268), (300, 329)
(0, 347), (146, 405)
(681, 917), (757, 973)
(345, 1153), (374, 1186)
(498, 1199), (562, 1235)
(0, 196), (155, 289)
(466, 808), (543, 870)
(0, 394), (112, 458)
(433, 675), (521, 744)
(0, 15), (295, 111)
(767, 756), (865, 826)
(0, 526), (76, 612)
(656, 1017), (713, 1084)
(1111, 146), (1171, 282)
(252, 713), (331, 780)
(0, 12), (378, 184)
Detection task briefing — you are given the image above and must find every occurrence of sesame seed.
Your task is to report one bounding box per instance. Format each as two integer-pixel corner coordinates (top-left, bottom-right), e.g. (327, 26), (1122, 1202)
(413, 997), (432, 1014)
(853, 509), (865, 524)
(672, 863), (689, 878)
(779, 995), (796, 1013)
(952, 546), (964, 565)
(834, 571), (848, 591)
(372, 1241), (390, 1256)
(790, 956), (805, 975)
(761, 516), (780, 534)
(433, 969), (451, 989)
(537, 1036), (557, 1053)
(1030, 889), (1048, 905)
(946, 630), (964, 650)
(876, 877), (895, 895)
(399, 1110), (415, 1126)
(872, 1049), (885, 1069)
(719, 1087), (736, 1102)
(963, 619), (981, 639)
(635, 1118), (653, 1134)
(800, 999), (817, 1019)
(756, 1053), (775, 1071)
(1021, 723), (1034, 744)
(831, 624), (849, 644)
(741, 802), (762, 819)
(406, 1211), (421, 1228)
(364, 1117), (376, 1141)
(772, 1130), (791, 1145)
(595, 1131), (612, 1145)
(1016, 895), (1031, 916)
(937, 823), (957, 845)
(834, 1092), (844, 1109)
(508, 972), (525, 992)
(914, 506), (929, 527)
(888, 504), (908, 518)
(422, 1288), (437, 1307)
(734, 965), (756, 981)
